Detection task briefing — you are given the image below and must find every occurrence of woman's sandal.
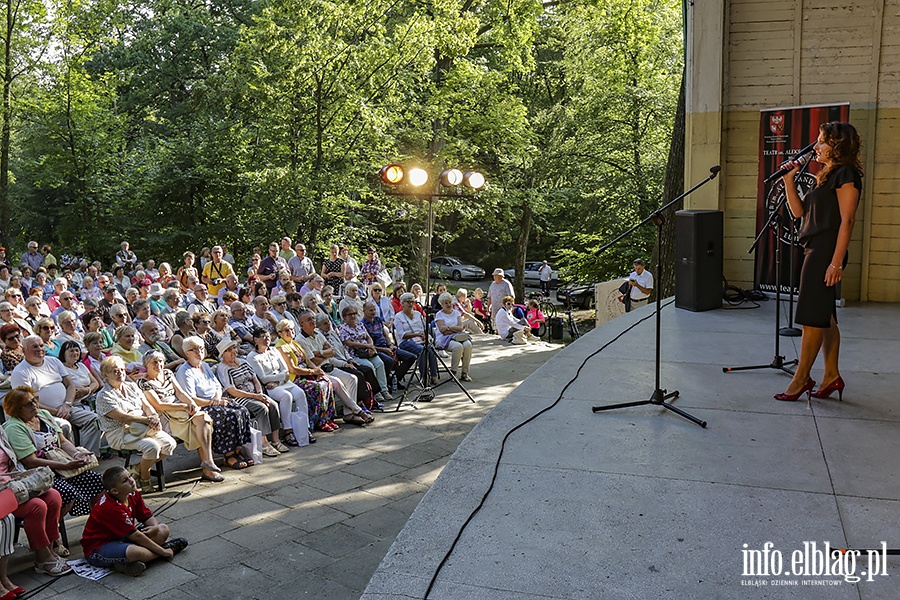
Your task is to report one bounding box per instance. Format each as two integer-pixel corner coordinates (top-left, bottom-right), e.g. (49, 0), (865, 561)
(52, 540), (70, 558)
(224, 452), (249, 470)
(343, 412), (367, 426)
(262, 445), (281, 457)
(239, 450), (255, 467)
(34, 556), (71, 577)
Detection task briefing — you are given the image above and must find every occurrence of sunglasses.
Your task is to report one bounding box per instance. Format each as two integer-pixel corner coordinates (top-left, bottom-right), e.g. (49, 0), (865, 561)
(200, 319), (211, 324)
(39, 325), (53, 331)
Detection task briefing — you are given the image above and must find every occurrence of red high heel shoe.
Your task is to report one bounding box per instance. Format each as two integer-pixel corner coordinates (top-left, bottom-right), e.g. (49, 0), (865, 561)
(774, 379), (815, 402)
(811, 377), (845, 401)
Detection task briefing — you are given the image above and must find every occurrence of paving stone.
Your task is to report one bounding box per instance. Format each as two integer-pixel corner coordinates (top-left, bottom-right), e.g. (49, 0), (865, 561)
(305, 470), (371, 494)
(100, 562), (197, 600)
(210, 495), (288, 525)
(315, 489), (391, 517)
(301, 523), (379, 559)
(273, 502), (350, 533)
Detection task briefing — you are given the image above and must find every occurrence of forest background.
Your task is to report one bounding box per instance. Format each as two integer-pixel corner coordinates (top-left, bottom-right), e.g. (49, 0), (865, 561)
(0, 0), (684, 293)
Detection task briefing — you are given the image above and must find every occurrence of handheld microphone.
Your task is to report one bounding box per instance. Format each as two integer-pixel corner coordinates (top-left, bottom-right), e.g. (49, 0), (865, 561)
(765, 141), (816, 183)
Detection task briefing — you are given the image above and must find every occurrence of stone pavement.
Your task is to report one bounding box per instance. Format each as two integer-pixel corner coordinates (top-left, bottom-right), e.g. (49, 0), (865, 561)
(7, 334), (560, 600)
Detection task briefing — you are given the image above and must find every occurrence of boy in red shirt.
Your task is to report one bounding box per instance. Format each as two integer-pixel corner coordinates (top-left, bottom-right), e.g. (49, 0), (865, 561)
(81, 466), (188, 576)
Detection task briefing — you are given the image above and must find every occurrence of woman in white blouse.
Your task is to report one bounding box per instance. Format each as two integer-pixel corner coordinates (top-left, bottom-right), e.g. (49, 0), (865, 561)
(433, 292), (473, 381)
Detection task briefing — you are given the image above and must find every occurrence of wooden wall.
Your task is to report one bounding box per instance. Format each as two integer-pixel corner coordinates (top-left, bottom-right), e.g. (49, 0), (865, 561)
(685, 0), (900, 301)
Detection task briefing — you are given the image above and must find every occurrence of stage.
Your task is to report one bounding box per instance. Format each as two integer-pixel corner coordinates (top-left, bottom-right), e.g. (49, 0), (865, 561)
(361, 299), (900, 599)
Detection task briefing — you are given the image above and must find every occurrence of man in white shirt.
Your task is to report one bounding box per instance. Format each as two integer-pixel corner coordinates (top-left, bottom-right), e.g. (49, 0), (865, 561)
(288, 244), (316, 286)
(538, 260), (553, 295)
(626, 259), (653, 312)
(11, 335), (101, 454)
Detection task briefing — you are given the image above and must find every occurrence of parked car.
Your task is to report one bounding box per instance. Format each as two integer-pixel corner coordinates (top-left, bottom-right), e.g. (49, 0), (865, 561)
(429, 256), (486, 281)
(503, 261), (560, 289)
(556, 282), (596, 309)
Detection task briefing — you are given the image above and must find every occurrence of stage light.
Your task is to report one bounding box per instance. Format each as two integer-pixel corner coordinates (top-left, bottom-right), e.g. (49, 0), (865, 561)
(463, 171), (485, 190)
(439, 169), (463, 187)
(380, 164), (404, 185)
(408, 167), (429, 187)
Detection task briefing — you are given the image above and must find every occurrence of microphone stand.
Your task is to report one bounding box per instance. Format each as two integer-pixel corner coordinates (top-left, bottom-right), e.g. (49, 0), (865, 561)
(779, 159), (810, 338)
(723, 167), (806, 375)
(591, 166), (719, 429)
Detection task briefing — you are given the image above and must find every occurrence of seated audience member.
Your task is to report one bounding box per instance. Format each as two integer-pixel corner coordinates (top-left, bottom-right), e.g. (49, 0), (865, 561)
(5, 285), (27, 319)
(216, 338), (292, 455)
(80, 276), (102, 302)
(0, 324), (24, 372)
(158, 288), (183, 331)
(298, 275), (325, 299)
(433, 292), (474, 381)
(302, 291), (330, 326)
(409, 284), (428, 318)
(237, 287), (253, 306)
(11, 335), (102, 454)
(367, 284), (394, 327)
(55, 310), (85, 351)
(429, 283), (448, 312)
(390, 282), (406, 315)
(107, 304), (131, 338)
(169, 311), (195, 359)
(112, 265), (129, 297)
(249, 295), (277, 334)
(295, 311), (373, 425)
(82, 332), (107, 377)
(81, 465), (188, 576)
(362, 301), (415, 388)
(269, 294), (297, 336)
(187, 284), (217, 316)
(393, 293), (439, 386)
(525, 299), (547, 337)
(0, 301), (29, 336)
(175, 337), (255, 469)
(248, 326), (331, 436)
(3, 385), (104, 519)
(111, 326), (143, 372)
(99, 372), (177, 487)
(216, 274), (240, 307)
(315, 313), (384, 401)
(453, 288), (485, 334)
(0, 420), (70, 576)
(228, 302), (255, 347)
(138, 320), (184, 371)
(138, 351), (221, 483)
(82, 310), (115, 349)
(205, 308), (242, 360)
(496, 295), (530, 344)
(59, 339), (102, 407)
(339, 307), (391, 404)
(148, 283), (166, 314)
(338, 282), (364, 321)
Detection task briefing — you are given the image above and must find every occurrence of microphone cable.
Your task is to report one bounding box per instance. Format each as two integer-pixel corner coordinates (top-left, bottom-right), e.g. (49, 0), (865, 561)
(722, 276), (766, 309)
(423, 300), (670, 598)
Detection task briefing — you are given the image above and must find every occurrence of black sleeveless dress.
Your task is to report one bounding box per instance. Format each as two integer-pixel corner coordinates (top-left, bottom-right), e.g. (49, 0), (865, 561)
(795, 164), (862, 328)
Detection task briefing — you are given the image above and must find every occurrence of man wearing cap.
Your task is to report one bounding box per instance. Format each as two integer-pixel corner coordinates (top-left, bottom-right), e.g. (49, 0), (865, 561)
(626, 259), (653, 312)
(20, 241), (43, 271)
(487, 268), (515, 330)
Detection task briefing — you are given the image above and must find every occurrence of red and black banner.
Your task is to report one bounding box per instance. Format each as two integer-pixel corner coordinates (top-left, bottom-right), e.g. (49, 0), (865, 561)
(754, 103), (850, 293)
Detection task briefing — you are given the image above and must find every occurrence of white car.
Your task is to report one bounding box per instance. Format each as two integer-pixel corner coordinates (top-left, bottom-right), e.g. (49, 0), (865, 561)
(504, 261), (560, 288)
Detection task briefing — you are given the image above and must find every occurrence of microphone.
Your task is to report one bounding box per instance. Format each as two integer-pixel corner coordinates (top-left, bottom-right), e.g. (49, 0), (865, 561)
(765, 141), (816, 183)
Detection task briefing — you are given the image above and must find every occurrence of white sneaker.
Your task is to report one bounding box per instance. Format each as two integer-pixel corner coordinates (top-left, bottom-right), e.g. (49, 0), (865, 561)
(437, 349), (449, 358)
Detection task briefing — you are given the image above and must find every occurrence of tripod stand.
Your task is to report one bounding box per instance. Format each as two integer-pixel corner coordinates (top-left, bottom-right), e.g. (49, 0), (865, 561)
(591, 166), (719, 429)
(392, 193), (476, 410)
(722, 191), (798, 376)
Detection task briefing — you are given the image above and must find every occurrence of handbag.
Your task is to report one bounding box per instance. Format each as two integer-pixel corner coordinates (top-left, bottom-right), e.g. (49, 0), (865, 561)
(123, 422), (150, 444)
(0, 467), (55, 504)
(43, 447), (99, 479)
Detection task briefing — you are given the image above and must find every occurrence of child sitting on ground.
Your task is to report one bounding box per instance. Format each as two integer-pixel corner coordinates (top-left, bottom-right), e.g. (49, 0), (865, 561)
(80, 466), (188, 576)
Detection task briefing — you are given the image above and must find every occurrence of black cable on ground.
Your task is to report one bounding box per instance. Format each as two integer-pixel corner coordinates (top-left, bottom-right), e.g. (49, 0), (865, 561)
(423, 301), (670, 599)
(722, 276), (766, 309)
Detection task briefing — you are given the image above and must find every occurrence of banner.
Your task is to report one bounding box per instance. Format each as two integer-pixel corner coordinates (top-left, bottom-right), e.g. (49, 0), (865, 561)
(754, 103), (850, 293)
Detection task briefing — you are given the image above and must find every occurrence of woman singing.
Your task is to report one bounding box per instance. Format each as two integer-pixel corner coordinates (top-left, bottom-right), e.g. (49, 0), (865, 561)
(776, 122), (862, 402)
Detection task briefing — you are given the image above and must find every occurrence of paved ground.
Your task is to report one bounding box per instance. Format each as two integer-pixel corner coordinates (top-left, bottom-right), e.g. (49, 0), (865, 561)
(362, 299), (900, 600)
(7, 334), (560, 599)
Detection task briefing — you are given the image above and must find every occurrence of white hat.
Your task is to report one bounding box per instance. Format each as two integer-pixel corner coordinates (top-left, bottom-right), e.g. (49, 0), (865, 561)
(148, 282), (165, 297)
(216, 338), (237, 356)
(492, 268), (504, 276)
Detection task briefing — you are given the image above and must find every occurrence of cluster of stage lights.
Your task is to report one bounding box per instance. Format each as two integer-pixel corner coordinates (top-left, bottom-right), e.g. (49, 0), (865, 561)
(379, 165), (486, 190)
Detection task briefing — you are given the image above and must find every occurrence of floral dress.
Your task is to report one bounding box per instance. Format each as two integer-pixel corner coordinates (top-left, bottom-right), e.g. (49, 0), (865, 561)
(271, 342), (336, 428)
(175, 363), (252, 455)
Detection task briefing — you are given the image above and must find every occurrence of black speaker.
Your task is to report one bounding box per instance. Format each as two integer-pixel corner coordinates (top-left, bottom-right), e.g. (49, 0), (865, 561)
(675, 210), (723, 312)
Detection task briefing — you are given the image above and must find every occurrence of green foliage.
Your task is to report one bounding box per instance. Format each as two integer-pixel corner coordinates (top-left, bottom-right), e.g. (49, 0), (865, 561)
(5, 0), (683, 284)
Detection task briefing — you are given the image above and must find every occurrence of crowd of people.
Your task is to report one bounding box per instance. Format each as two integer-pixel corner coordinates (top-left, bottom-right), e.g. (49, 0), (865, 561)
(0, 237), (540, 585)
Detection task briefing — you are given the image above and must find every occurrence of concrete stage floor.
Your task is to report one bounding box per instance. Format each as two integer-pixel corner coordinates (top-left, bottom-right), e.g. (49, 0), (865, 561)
(362, 299), (900, 599)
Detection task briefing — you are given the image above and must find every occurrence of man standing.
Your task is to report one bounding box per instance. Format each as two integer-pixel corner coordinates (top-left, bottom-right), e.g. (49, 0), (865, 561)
(258, 242), (286, 295)
(21, 241), (44, 271)
(288, 243), (316, 287)
(11, 335), (102, 454)
(626, 259), (653, 312)
(279, 237), (296, 262)
(201, 246), (234, 297)
(487, 268), (515, 329)
(115, 241), (138, 273)
(538, 260), (553, 295)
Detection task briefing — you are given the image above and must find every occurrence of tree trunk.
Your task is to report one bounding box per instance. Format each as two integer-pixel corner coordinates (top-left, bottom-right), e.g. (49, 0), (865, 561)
(653, 71), (686, 300)
(514, 200), (533, 301)
(0, 1), (13, 248)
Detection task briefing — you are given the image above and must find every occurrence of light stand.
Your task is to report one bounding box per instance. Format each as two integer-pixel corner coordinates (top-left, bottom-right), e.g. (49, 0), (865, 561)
(380, 166), (483, 409)
(591, 166), (720, 429)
